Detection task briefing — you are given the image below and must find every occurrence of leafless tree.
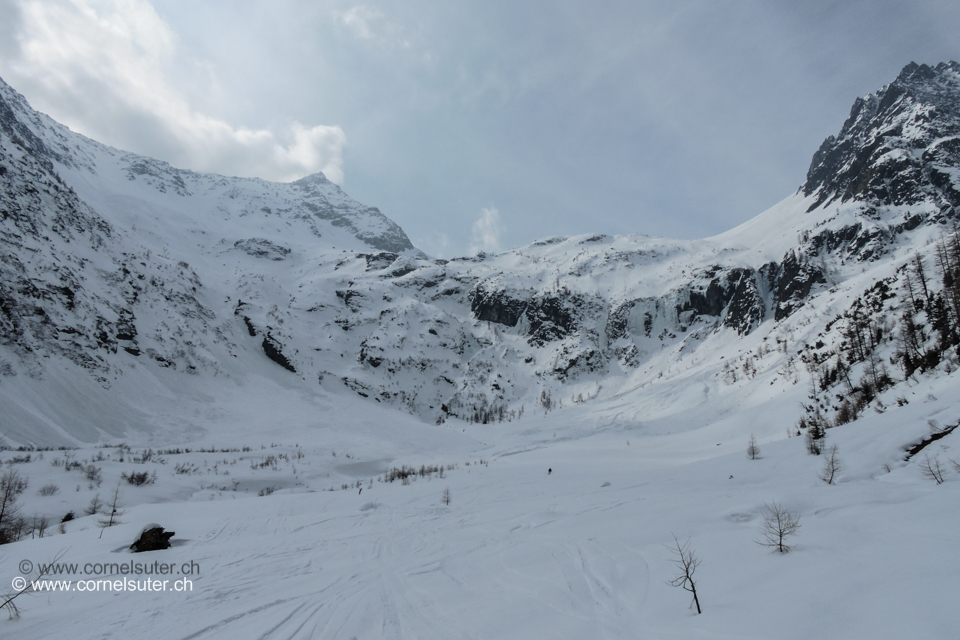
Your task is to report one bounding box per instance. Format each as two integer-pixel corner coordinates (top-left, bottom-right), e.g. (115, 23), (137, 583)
(920, 454), (947, 484)
(757, 501), (801, 553)
(819, 445), (842, 484)
(30, 515), (50, 539)
(1, 550), (65, 619)
(746, 434), (761, 460)
(666, 534), (702, 614)
(84, 493), (104, 516)
(0, 469), (28, 544)
(98, 482), (125, 535)
(442, 487), (451, 505)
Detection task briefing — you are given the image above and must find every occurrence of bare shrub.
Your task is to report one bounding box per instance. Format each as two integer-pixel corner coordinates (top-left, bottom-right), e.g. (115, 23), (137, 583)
(121, 470), (156, 486)
(757, 501), (801, 553)
(37, 484), (60, 497)
(251, 455), (278, 470)
(920, 455), (947, 484)
(83, 464), (103, 486)
(30, 515), (49, 538)
(1, 550), (65, 619)
(85, 493), (104, 516)
(133, 448), (159, 464)
(747, 434), (761, 460)
(442, 487), (451, 505)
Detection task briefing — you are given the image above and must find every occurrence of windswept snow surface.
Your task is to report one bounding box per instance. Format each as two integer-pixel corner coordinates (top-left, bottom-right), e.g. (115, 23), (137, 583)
(2, 361), (960, 639)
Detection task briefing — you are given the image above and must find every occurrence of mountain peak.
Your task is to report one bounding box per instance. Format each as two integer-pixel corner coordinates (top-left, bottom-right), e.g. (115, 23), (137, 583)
(802, 60), (960, 213)
(894, 60), (960, 85)
(292, 171), (333, 186)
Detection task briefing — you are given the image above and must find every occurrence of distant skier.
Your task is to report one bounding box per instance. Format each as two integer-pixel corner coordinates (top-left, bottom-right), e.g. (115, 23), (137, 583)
(359, 487), (362, 495)
(548, 468), (552, 475)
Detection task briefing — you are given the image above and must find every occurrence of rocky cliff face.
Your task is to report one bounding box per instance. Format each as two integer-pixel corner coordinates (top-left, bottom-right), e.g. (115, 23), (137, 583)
(793, 61), (960, 268)
(2, 63), (960, 442)
(804, 61), (960, 213)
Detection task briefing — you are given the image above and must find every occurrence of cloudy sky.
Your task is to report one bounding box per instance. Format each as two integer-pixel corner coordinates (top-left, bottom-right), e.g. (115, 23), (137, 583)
(1, 0), (959, 257)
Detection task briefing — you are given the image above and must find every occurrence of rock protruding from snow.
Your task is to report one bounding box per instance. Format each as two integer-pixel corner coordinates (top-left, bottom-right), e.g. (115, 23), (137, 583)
(130, 525), (175, 552)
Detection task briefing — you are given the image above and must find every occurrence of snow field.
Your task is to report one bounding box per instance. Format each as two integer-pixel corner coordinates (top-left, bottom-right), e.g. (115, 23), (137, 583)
(3, 368), (960, 639)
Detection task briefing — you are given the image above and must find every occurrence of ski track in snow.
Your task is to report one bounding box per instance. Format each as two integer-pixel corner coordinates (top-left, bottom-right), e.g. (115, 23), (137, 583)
(150, 496), (650, 639)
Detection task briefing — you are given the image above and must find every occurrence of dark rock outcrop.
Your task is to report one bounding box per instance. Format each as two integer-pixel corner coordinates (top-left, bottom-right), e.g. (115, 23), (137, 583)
(774, 250), (827, 321)
(470, 283), (528, 327)
(233, 238), (291, 261)
(525, 293), (581, 346)
(262, 334), (296, 373)
(722, 269), (768, 335)
(676, 267), (769, 335)
(130, 525), (175, 552)
(358, 252), (400, 271)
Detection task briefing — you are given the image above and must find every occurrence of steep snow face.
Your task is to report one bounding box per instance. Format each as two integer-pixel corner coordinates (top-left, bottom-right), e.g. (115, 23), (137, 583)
(0, 76), (422, 442)
(2, 63), (960, 444)
(0, 77), (418, 257)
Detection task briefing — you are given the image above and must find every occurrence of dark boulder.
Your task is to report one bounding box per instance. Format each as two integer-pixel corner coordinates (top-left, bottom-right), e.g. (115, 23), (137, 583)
(130, 525), (175, 552)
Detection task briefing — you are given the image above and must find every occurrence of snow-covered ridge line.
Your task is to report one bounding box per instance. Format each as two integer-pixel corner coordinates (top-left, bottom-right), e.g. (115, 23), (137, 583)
(2, 63), (960, 443)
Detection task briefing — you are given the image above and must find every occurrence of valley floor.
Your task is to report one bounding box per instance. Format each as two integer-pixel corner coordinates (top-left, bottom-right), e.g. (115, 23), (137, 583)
(2, 368), (960, 639)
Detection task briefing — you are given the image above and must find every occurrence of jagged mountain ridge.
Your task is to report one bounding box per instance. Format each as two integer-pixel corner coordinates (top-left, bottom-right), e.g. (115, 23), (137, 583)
(804, 61), (960, 212)
(2, 63), (960, 444)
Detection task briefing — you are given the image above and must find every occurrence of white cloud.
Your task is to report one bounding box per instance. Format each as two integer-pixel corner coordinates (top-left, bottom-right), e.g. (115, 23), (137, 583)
(334, 4), (410, 49)
(336, 5), (383, 41)
(5, 0), (345, 183)
(470, 207), (502, 255)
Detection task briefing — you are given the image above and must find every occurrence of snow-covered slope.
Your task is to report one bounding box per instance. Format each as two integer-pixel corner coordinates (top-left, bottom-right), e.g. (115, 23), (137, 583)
(4, 63), (960, 444)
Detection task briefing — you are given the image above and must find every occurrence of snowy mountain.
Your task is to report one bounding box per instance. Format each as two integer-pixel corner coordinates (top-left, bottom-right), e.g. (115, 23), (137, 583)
(3, 63), (960, 444)
(2, 63), (960, 640)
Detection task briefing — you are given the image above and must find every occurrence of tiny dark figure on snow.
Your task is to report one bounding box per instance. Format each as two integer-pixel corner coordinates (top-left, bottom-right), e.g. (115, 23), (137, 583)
(548, 468), (552, 475)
